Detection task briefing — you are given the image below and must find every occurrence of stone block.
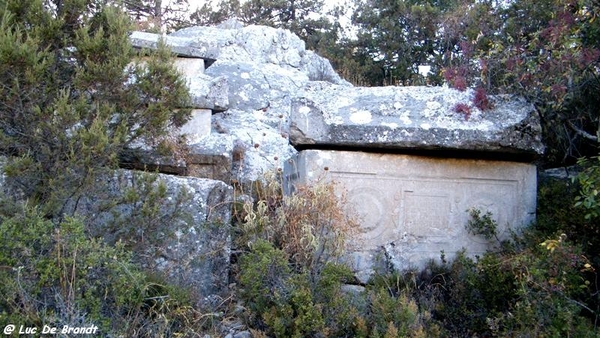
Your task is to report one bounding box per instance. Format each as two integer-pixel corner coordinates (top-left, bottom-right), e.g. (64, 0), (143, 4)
(174, 56), (205, 78)
(290, 83), (544, 157)
(179, 109), (212, 142)
(284, 150), (537, 283)
(187, 153), (232, 182)
(129, 31), (218, 64)
(186, 137), (233, 182)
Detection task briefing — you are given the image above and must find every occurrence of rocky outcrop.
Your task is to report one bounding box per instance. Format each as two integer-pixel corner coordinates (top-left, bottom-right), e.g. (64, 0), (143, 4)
(69, 170), (233, 305)
(0, 159), (233, 304)
(129, 22), (349, 182)
(129, 22), (543, 183)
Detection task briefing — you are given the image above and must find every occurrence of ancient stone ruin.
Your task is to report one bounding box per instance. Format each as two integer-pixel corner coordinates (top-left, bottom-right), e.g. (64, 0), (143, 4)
(129, 22), (543, 285)
(285, 85), (542, 282)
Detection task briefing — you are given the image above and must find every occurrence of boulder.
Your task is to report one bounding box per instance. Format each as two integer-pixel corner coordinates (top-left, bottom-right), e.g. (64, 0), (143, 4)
(290, 83), (545, 157)
(69, 169), (233, 304)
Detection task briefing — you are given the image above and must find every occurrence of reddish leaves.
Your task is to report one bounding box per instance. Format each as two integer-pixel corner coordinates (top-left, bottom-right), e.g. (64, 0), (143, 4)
(453, 103), (471, 121)
(453, 87), (493, 121)
(472, 87), (493, 111)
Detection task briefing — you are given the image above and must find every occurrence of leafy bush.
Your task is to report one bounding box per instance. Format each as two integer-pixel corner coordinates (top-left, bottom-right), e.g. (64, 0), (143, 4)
(466, 208), (499, 241)
(503, 234), (596, 337)
(575, 156), (600, 221)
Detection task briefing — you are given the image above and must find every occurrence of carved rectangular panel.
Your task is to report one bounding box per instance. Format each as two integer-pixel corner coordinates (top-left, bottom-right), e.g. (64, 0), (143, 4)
(403, 192), (450, 238)
(284, 150), (537, 283)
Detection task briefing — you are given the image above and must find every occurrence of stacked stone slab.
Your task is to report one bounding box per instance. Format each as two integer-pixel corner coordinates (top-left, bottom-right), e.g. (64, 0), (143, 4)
(128, 22), (348, 183)
(128, 31), (231, 181)
(285, 83), (544, 283)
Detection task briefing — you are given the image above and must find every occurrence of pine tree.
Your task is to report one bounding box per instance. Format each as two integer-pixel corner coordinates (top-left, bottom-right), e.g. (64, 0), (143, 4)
(0, 0), (191, 217)
(123, 0), (191, 32)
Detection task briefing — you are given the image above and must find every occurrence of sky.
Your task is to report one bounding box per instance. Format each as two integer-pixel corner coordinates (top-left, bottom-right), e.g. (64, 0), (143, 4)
(186, 0), (208, 12)
(181, 0), (356, 39)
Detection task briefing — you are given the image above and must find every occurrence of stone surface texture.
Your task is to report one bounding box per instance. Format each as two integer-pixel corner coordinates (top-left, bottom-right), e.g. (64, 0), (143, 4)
(179, 108), (212, 141)
(290, 83), (544, 156)
(284, 150), (537, 283)
(70, 169), (233, 303)
(130, 22), (349, 182)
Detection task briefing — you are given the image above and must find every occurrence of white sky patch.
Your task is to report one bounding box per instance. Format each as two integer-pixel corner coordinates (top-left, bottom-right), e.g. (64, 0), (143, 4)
(418, 65), (431, 77)
(185, 0), (356, 37)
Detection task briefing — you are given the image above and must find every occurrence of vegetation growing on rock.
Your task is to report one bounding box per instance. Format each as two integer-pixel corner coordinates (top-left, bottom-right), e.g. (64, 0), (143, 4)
(0, 0), (599, 336)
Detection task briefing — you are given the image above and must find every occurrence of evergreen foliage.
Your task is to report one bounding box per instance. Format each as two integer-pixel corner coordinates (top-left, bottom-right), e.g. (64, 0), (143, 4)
(123, 0), (191, 32)
(0, 0), (191, 218)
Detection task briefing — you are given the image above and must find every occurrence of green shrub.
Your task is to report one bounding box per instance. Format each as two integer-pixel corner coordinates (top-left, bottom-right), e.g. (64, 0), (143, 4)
(575, 156), (600, 221)
(0, 204), (212, 337)
(0, 0), (191, 218)
(466, 208), (499, 241)
(501, 234), (596, 337)
(239, 240), (292, 315)
(238, 234), (365, 336)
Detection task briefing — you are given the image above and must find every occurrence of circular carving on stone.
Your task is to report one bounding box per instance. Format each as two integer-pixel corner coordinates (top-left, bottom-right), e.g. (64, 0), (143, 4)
(347, 187), (387, 239)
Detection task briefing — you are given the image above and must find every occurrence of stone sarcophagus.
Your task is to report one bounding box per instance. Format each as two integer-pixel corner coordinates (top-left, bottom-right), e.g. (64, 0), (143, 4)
(284, 84), (544, 282)
(285, 150), (536, 282)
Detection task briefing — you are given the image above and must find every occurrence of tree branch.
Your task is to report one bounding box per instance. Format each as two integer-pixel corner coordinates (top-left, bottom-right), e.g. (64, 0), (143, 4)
(567, 120), (598, 142)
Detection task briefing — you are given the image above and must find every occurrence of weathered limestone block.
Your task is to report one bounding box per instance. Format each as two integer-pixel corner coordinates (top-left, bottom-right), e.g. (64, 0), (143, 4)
(119, 147), (187, 175)
(290, 83), (544, 156)
(284, 150), (537, 283)
(205, 60), (306, 112)
(128, 23), (352, 183)
(71, 169), (233, 303)
(189, 74), (229, 111)
(120, 137), (234, 182)
(180, 109), (212, 141)
(211, 110), (297, 182)
(186, 139), (234, 182)
(130, 31), (218, 64)
(174, 56), (205, 78)
(174, 59), (229, 111)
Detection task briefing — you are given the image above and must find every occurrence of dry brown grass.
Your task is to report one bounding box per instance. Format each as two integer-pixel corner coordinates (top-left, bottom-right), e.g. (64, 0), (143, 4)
(236, 171), (359, 271)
